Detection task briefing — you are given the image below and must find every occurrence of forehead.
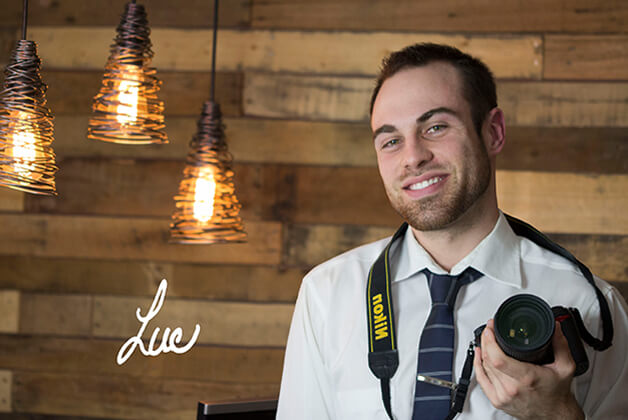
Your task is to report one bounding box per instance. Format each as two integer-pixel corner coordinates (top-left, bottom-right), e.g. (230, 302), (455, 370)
(370, 62), (466, 130)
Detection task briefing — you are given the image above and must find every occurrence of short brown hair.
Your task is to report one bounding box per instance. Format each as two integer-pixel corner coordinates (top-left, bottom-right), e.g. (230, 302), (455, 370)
(370, 43), (497, 136)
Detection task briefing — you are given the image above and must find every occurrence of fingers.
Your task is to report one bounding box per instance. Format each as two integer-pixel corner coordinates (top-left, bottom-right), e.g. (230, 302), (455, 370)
(550, 321), (577, 378)
(481, 320), (535, 380)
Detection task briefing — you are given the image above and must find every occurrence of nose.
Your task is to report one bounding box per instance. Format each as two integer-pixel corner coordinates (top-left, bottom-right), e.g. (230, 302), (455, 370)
(402, 137), (434, 169)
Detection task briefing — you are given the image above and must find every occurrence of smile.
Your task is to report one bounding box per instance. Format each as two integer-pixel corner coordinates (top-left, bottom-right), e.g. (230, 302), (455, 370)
(407, 176), (443, 191)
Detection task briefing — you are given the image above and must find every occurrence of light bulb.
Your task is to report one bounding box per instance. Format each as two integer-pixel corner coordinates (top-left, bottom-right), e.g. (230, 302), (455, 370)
(193, 167), (216, 223)
(114, 64), (146, 128)
(5, 110), (42, 182)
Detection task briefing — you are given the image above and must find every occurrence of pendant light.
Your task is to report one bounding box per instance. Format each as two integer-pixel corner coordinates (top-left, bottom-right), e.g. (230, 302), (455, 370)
(169, 0), (246, 244)
(87, 0), (167, 144)
(0, 0), (57, 195)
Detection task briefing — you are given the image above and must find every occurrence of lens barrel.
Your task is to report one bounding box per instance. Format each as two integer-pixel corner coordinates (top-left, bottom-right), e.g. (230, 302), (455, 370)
(494, 294), (555, 364)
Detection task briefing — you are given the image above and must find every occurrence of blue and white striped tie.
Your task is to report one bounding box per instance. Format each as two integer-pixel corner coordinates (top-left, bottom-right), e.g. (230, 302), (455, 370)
(412, 268), (482, 420)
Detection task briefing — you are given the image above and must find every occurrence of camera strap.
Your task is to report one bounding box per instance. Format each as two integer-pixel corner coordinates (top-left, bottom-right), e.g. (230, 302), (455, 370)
(366, 214), (614, 419)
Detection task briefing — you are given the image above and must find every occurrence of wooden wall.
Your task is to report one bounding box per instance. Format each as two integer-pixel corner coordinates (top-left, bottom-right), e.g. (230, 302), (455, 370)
(0, 0), (626, 418)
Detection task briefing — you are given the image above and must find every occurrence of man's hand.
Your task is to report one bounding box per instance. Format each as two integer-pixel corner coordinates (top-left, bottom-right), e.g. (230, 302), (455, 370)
(473, 319), (584, 420)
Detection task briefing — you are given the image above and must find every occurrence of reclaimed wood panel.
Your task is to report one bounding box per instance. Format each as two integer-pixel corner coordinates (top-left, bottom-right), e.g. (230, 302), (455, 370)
(0, 188), (23, 212)
(49, 116), (627, 174)
(12, 372), (277, 420)
(0, 28), (17, 67)
(19, 294), (92, 336)
(0, 215), (282, 265)
(251, 0), (628, 33)
(0, 0), (251, 28)
(0, 336), (283, 384)
(544, 35), (628, 80)
(29, 27), (541, 78)
(0, 256), (303, 302)
(0, 291), (19, 334)
(93, 295), (292, 347)
(285, 224), (628, 283)
(0, 370), (10, 413)
(40, 71), (242, 117)
(244, 73), (628, 127)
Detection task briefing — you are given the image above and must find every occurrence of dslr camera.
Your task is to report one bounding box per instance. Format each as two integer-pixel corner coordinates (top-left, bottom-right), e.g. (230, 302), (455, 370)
(474, 294), (589, 376)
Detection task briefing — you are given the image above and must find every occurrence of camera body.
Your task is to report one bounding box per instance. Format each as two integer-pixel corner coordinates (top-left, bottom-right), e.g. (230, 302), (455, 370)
(474, 294), (589, 377)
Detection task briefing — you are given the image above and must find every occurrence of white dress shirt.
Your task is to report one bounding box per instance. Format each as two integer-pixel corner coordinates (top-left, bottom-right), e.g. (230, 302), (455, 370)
(277, 213), (628, 419)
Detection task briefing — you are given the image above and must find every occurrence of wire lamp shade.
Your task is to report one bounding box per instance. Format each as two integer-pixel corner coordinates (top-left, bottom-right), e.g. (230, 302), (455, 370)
(170, 101), (246, 244)
(0, 2), (57, 195)
(88, 1), (167, 144)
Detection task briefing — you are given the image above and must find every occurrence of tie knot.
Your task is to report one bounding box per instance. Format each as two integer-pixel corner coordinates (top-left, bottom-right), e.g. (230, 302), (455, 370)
(422, 268), (482, 305)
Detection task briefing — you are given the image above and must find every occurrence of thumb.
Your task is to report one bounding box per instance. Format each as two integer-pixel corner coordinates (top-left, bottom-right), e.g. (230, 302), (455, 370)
(551, 321), (576, 378)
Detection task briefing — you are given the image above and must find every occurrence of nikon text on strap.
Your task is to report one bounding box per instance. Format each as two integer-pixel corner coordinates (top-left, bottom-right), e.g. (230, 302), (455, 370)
(366, 215), (614, 419)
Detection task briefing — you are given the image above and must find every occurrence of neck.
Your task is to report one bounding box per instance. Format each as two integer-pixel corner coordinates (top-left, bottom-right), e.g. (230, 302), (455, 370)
(410, 188), (499, 272)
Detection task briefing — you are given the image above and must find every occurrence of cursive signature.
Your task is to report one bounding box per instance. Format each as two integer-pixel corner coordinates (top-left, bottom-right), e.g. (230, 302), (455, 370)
(116, 279), (201, 365)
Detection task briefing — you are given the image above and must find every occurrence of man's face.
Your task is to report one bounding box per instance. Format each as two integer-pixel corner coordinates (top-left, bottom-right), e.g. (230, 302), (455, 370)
(370, 62), (492, 231)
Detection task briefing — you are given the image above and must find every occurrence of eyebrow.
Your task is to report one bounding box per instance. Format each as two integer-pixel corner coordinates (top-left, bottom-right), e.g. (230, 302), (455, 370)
(372, 107), (460, 140)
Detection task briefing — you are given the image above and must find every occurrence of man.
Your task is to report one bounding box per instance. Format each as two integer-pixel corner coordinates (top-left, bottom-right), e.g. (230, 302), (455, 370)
(276, 43), (628, 419)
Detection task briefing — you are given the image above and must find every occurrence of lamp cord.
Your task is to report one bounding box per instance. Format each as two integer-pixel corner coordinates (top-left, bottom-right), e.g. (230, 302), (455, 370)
(210, 0), (219, 102)
(21, 0), (28, 40)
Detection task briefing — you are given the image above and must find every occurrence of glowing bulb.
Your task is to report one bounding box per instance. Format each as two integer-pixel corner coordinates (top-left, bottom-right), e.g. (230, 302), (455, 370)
(116, 79), (140, 125)
(4, 111), (41, 181)
(193, 168), (216, 223)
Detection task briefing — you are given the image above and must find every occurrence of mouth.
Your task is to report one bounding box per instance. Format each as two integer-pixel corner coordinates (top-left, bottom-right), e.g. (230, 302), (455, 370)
(401, 174), (448, 198)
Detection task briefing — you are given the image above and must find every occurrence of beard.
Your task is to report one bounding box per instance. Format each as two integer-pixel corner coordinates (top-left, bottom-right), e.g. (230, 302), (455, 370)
(386, 149), (491, 232)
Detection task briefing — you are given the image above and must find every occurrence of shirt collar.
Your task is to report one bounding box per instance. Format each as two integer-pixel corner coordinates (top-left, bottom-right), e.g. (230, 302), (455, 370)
(391, 212), (522, 289)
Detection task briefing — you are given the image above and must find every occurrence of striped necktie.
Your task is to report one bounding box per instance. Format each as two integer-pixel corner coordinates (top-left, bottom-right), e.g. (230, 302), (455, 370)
(412, 268), (482, 420)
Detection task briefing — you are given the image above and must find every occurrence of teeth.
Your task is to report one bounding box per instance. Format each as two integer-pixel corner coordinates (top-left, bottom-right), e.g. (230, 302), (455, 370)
(408, 177), (442, 191)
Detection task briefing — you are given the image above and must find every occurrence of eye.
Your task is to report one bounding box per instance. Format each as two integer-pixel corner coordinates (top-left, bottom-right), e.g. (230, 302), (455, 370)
(425, 124), (447, 135)
(381, 138), (400, 149)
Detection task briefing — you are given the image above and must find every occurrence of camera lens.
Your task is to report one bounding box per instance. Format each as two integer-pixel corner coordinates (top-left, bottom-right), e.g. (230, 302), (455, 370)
(494, 294), (555, 364)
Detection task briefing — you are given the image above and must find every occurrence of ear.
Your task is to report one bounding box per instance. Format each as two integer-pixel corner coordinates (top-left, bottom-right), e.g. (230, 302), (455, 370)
(483, 107), (506, 156)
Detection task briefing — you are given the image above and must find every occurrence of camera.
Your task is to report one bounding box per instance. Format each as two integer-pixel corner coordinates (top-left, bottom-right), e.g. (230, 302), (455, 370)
(474, 294), (589, 376)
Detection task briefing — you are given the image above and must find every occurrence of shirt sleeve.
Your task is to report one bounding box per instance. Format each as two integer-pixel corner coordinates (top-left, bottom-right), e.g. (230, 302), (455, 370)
(276, 274), (334, 419)
(580, 286), (628, 418)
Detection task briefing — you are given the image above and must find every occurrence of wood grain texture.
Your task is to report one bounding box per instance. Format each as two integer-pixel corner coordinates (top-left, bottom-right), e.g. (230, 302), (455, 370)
(0, 336), (284, 384)
(0, 291), (19, 334)
(0, 188), (24, 212)
(29, 27), (541, 78)
(19, 294), (92, 336)
(0, 28), (17, 67)
(49, 116), (627, 174)
(0, 0), (251, 28)
(0, 215), (282, 265)
(285, 224), (628, 283)
(244, 73), (628, 127)
(12, 372), (277, 420)
(0, 370), (10, 413)
(251, 0), (628, 33)
(0, 256), (303, 302)
(544, 35), (628, 80)
(39, 71), (242, 117)
(93, 295), (293, 347)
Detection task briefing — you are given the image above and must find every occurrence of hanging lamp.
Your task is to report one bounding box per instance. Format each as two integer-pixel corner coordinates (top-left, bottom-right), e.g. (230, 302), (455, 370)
(0, 0), (57, 195)
(169, 0), (246, 244)
(87, 0), (167, 144)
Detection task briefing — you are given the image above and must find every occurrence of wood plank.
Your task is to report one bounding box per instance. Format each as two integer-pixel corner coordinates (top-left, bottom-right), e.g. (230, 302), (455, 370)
(39, 70), (242, 117)
(244, 73), (628, 127)
(0, 215), (282, 265)
(12, 371), (277, 420)
(29, 27), (541, 79)
(0, 370), (10, 413)
(0, 336), (283, 384)
(50, 116), (628, 174)
(497, 171), (628, 235)
(0, 291), (19, 334)
(0, 28), (17, 67)
(0, 0), (251, 28)
(93, 295), (292, 347)
(544, 35), (628, 80)
(285, 224), (628, 283)
(19, 294), (91, 336)
(23, 160), (628, 234)
(0, 188), (24, 212)
(251, 0), (628, 33)
(0, 256), (303, 302)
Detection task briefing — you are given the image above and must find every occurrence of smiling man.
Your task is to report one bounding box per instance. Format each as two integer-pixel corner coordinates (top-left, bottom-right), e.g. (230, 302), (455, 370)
(276, 43), (628, 419)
